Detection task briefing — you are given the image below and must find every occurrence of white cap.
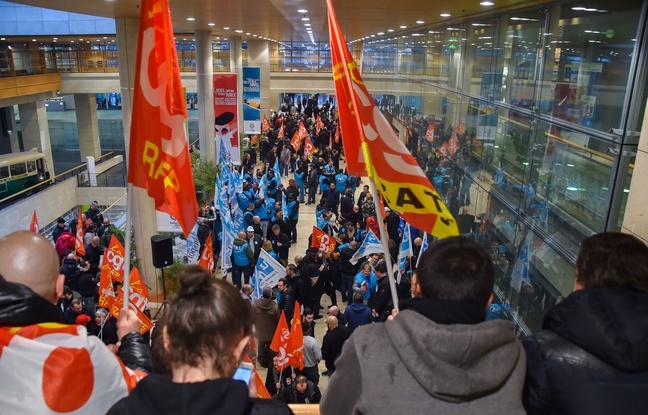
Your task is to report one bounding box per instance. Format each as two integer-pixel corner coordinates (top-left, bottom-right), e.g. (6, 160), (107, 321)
(247, 226), (254, 232)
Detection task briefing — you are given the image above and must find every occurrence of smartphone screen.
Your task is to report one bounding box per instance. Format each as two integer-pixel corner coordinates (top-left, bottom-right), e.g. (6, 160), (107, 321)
(233, 363), (254, 385)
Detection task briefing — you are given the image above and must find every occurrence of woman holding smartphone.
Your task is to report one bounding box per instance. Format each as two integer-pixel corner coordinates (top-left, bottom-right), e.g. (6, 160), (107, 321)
(108, 265), (292, 415)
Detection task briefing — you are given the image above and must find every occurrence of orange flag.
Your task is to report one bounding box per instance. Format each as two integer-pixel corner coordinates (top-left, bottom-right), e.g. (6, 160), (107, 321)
(316, 115), (325, 135)
(98, 265), (116, 310)
(110, 287), (154, 335)
(242, 354), (272, 399)
(278, 121), (285, 139)
(304, 136), (316, 159)
(75, 210), (85, 257)
(269, 311), (291, 370)
(326, 0), (459, 239)
(286, 301), (304, 370)
(334, 123), (340, 143)
(29, 210), (39, 233)
(425, 122), (435, 143)
(126, 0), (198, 238)
(198, 233), (214, 273)
(128, 267), (149, 312)
(290, 121), (308, 151)
(455, 120), (464, 135)
(311, 226), (336, 257)
(261, 114), (270, 133)
(101, 234), (126, 284)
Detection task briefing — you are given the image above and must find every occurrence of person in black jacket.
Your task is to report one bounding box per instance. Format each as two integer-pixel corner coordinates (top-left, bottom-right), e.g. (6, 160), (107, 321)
(0, 231), (153, 413)
(368, 260), (393, 321)
(321, 315), (351, 375)
(277, 277), (296, 324)
(522, 232), (648, 415)
(339, 240), (361, 303)
(339, 189), (355, 223)
(282, 375), (321, 404)
(109, 265), (292, 415)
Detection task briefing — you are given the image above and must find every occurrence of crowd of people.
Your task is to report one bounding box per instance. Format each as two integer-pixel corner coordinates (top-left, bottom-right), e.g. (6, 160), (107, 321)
(1, 98), (647, 414)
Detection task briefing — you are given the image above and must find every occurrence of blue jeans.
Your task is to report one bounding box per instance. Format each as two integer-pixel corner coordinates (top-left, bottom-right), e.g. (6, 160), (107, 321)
(232, 264), (252, 289)
(341, 273), (355, 303)
(280, 162), (289, 176)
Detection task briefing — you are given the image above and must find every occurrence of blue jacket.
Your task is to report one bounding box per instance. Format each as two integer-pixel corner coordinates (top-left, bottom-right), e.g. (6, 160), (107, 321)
(286, 199), (300, 221)
(335, 174), (348, 192)
(231, 238), (253, 266)
(319, 175), (329, 192)
(294, 170), (305, 188)
(353, 270), (377, 302)
(344, 302), (373, 333)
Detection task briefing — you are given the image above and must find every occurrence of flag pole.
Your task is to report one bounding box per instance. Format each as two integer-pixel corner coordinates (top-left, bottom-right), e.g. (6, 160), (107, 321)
(367, 179), (399, 312)
(122, 183), (133, 312)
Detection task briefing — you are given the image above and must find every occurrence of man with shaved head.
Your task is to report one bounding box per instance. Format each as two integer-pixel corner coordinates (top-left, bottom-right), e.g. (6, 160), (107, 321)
(0, 231), (152, 413)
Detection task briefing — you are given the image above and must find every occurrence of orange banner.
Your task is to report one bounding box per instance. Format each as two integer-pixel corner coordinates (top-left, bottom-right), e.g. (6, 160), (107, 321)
(75, 210), (85, 257)
(278, 121), (285, 139)
(316, 115), (325, 135)
(126, 0), (198, 238)
(311, 226), (336, 257)
(111, 287), (154, 335)
(101, 235), (126, 284)
(286, 301), (304, 370)
(198, 233), (215, 273)
(326, 0), (459, 239)
(29, 210), (39, 233)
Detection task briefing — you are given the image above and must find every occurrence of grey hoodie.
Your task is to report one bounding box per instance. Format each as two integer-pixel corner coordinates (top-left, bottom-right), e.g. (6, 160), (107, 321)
(321, 309), (526, 415)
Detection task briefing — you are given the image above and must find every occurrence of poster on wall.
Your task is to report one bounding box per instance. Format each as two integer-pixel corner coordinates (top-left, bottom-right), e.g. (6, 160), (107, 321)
(214, 73), (241, 165)
(242, 67), (261, 134)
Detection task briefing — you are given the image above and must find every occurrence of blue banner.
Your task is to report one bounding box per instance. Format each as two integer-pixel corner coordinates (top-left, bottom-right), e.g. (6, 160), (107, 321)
(350, 230), (384, 265)
(251, 249), (286, 300)
(242, 67), (261, 134)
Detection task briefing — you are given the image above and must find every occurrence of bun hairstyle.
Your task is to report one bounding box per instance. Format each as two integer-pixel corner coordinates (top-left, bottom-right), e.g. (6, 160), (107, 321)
(165, 265), (252, 377)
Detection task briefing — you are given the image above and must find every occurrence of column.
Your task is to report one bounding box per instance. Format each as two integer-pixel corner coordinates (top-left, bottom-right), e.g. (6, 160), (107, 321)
(196, 30), (215, 162)
(229, 36), (244, 137)
(74, 93), (102, 160)
(246, 39), (270, 118)
(17, 101), (54, 174)
(116, 17), (158, 292)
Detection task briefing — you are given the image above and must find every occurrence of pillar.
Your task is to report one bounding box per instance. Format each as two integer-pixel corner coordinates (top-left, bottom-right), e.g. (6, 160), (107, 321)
(17, 101), (54, 174)
(246, 39), (271, 118)
(196, 30), (215, 162)
(116, 17), (158, 292)
(74, 93), (102, 160)
(229, 36), (244, 137)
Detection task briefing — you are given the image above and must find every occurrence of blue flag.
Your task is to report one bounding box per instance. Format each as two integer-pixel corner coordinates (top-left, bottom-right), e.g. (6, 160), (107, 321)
(186, 220), (202, 264)
(511, 230), (534, 292)
(350, 230), (384, 265)
(397, 223), (413, 283)
(274, 159), (282, 187)
(416, 232), (429, 268)
(251, 249), (286, 301)
(282, 191), (289, 220)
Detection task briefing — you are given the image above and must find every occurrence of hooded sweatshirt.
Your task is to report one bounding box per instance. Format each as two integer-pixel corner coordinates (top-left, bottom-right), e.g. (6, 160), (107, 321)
(321, 297), (526, 415)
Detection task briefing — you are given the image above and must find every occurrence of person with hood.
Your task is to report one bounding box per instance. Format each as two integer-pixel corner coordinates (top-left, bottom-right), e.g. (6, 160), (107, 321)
(321, 236), (526, 415)
(252, 286), (280, 369)
(344, 291), (373, 333)
(522, 232), (648, 415)
(109, 265), (291, 415)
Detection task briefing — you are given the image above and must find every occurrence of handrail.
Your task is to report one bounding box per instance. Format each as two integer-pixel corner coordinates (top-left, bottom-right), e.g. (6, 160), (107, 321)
(101, 193), (127, 216)
(52, 151), (115, 182)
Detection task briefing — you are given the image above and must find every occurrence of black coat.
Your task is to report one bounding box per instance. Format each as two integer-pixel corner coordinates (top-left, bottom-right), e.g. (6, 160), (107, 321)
(321, 325), (351, 372)
(522, 288), (648, 415)
(109, 375), (292, 415)
(0, 276), (153, 373)
(277, 286), (295, 323)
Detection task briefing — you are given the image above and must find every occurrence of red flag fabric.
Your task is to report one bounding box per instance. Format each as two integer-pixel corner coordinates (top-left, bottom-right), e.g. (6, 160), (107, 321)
(261, 114), (271, 133)
(269, 311), (291, 370)
(449, 133), (461, 156)
(316, 115), (325, 135)
(278, 121), (285, 139)
(455, 120), (464, 135)
(128, 267), (149, 312)
(304, 137), (316, 159)
(286, 301), (304, 370)
(101, 235), (126, 284)
(326, 0), (459, 239)
(110, 287), (154, 335)
(334, 123), (340, 143)
(425, 122), (435, 143)
(198, 233), (215, 273)
(290, 121), (308, 151)
(29, 210), (39, 233)
(75, 210), (85, 257)
(98, 266), (116, 310)
(242, 354), (272, 399)
(311, 226), (336, 257)
(126, 0), (198, 238)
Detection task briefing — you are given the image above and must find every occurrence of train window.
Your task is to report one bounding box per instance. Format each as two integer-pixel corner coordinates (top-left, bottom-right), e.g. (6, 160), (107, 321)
(0, 167), (8, 179)
(10, 163), (27, 176)
(26, 160), (36, 173)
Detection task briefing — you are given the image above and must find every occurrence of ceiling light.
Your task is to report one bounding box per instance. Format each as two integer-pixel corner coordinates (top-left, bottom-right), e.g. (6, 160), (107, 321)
(79, 38), (83, 41)
(235, 30), (243, 33)
(387, 29), (394, 32)
(224, 27), (230, 30)
(103, 36), (107, 39)
(480, 1), (494, 5)
(377, 32), (384, 35)
(304, 23), (311, 26)
(31, 39), (36, 42)
(246, 32), (250, 35)
(301, 17), (310, 21)
(440, 13), (451, 17)
(208, 23), (215, 26)
(298, 9), (308, 13)
(187, 17), (195, 21)
(0, 38), (5, 41)
(416, 20), (425, 24)
(400, 25), (407, 28)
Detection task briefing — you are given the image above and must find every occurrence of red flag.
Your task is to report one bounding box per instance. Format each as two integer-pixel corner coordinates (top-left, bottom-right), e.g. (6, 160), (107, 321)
(269, 311), (291, 370)
(126, 0), (198, 238)
(449, 133), (461, 156)
(290, 121), (308, 151)
(425, 122), (435, 143)
(278, 121), (285, 139)
(286, 301), (304, 370)
(311, 226), (336, 257)
(75, 210), (85, 257)
(110, 287), (154, 335)
(198, 233), (215, 273)
(242, 354), (272, 399)
(334, 123), (340, 143)
(304, 137), (316, 159)
(98, 265), (116, 310)
(128, 267), (149, 312)
(326, 0), (459, 239)
(29, 210), (39, 233)
(455, 120), (464, 135)
(261, 114), (271, 133)
(101, 235), (126, 284)
(316, 115), (325, 135)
